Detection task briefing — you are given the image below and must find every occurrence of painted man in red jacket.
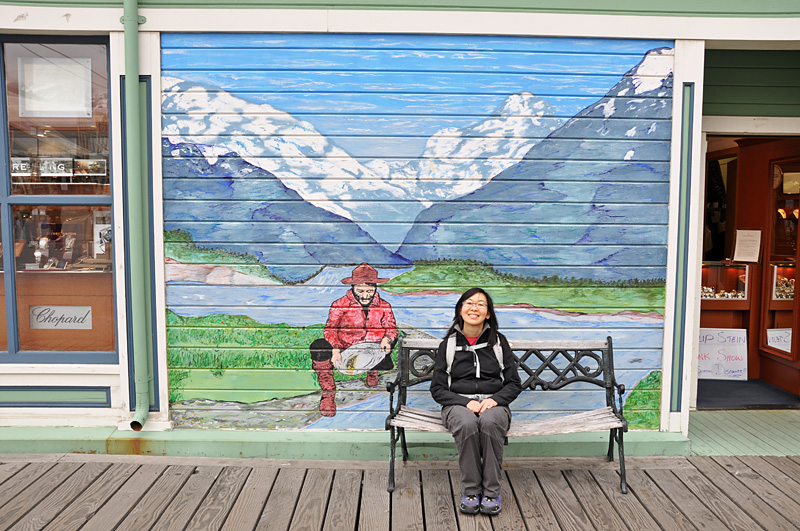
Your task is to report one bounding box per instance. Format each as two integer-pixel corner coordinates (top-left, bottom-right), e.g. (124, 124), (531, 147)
(310, 263), (398, 416)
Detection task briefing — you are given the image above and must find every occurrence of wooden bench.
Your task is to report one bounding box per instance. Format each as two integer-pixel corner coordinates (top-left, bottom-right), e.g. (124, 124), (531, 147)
(385, 336), (629, 493)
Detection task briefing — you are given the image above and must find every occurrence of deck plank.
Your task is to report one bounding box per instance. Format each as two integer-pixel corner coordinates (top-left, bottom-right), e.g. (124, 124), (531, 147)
(0, 462), (28, 488)
(671, 466), (764, 531)
(535, 470), (595, 530)
(765, 455), (800, 484)
(689, 416), (737, 456)
(718, 412), (794, 455)
(256, 467), (306, 531)
(506, 469), (560, 531)
(3, 453), (800, 530)
(625, 469), (695, 530)
(563, 469), (628, 531)
(0, 462), (57, 507)
(696, 412), (773, 455)
(489, 471), (528, 531)
(688, 417), (729, 456)
(80, 464), (168, 531)
(688, 456), (798, 531)
(729, 411), (800, 454)
(0, 462), (82, 528)
(322, 469), (361, 531)
(8, 462), (110, 531)
(186, 466), (251, 531)
(42, 463), (140, 531)
(645, 469), (729, 530)
(151, 465), (224, 531)
(448, 470), (492, 531)
(115, 465), (196, 531)
(289, 468), (334, 531)
(421, 469), (458, 531)
(712, 456), (800, 520)
(391, 467), (424, 531)
(358, 468), (389, 531)
(221, 467), (277, 531)
(590, 469), (661, 530)
(734, 456), (800, 504)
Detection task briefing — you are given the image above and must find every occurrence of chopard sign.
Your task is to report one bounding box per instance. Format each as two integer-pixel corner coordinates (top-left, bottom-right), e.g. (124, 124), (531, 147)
(29, 306), (92, 330)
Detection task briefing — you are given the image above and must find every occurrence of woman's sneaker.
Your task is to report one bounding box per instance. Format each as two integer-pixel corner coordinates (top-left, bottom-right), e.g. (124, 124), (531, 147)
(480, 494), (501, 515)
(459, 494), (481, 514)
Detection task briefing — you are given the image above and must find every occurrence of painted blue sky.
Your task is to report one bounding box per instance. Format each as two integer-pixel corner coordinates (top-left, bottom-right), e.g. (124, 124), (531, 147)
(162, 34), (673, 158)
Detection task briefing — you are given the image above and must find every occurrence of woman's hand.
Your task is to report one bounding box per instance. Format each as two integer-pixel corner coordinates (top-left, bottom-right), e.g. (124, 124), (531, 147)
(478, 398), (497, 414)
(466, 400), (482, 414)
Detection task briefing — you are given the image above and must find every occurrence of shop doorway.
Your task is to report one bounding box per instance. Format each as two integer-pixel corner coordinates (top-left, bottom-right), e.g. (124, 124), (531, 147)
(698, 136), (800, 409)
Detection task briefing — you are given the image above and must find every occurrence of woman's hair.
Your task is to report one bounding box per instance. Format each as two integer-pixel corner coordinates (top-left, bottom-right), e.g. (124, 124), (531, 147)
(444, 287), (499, 345)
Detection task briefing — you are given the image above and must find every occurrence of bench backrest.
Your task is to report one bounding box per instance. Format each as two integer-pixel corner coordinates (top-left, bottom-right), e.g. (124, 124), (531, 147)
(397, 336), (620, 409)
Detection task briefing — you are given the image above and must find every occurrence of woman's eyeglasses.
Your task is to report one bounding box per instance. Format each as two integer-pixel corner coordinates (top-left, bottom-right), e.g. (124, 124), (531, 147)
(463, 301), (488, 309)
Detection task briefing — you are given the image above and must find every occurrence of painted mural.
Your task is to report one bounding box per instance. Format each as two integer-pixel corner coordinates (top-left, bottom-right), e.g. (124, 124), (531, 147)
(162, 34), (673, 430)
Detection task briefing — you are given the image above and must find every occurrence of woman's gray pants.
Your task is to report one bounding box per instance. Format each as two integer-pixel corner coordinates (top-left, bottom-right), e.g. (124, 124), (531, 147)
(442, 404), (511, 498)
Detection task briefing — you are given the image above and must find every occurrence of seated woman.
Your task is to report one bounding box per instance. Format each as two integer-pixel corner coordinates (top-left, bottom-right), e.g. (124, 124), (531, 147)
(430, 287), (522, 515)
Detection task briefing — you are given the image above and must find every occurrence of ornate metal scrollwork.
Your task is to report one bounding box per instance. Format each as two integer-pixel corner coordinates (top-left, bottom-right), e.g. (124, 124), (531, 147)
(409, 349), (436, 378)
(519, 348), (606, 390)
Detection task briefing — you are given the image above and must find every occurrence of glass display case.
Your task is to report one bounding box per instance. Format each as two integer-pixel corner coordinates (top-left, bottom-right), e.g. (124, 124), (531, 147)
(701, 262), (749, 300)
(771, 262), (796, 301)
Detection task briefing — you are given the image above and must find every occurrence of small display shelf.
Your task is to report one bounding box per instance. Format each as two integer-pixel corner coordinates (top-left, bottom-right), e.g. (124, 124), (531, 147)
(770, 262), (796, 311)
(701, 262), (748, 300)
(701, 262), (750, 310)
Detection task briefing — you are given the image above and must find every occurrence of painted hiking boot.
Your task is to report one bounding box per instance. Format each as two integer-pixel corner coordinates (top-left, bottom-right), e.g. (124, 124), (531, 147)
(480, 494), (501, 515)
(366, 369), (379, 387)
(459, 494), (481, 514)
(312, 359), (337, 417)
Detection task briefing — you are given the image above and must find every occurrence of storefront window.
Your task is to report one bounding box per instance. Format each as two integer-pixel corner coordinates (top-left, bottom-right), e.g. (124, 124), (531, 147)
(2, 38), (114, 357)
(764, 159), (800, 356)
(12, 205), (113, 351)
(3, 43), (109, 196)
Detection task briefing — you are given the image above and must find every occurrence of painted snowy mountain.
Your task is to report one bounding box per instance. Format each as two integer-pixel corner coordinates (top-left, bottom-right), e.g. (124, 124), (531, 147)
(371, 92), (562, 203)
(396, 48), (674, 281)
(162, 140), (410, 282)
(162, 78), (561, 249)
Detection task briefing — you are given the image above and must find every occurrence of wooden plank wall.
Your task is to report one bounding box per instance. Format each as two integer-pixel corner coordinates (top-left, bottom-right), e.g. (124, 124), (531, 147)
(704, 50), (800, 117)
(161, 33), (673, 431)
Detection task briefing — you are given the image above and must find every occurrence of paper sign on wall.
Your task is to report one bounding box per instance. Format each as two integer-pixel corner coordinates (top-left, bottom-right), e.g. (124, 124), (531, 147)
(766, 328), (792, 353)
(698, 328), (748, 381)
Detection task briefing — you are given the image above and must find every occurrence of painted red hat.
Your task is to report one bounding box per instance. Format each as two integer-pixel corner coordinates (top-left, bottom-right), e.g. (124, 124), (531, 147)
(341, 263), (389, 285)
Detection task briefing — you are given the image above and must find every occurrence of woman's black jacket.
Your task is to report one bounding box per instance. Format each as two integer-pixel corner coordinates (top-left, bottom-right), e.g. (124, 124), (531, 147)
(429, 327), (522, 407)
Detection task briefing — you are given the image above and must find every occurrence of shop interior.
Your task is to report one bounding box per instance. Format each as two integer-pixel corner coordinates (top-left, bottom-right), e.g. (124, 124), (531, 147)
(698, 136), (800, 409)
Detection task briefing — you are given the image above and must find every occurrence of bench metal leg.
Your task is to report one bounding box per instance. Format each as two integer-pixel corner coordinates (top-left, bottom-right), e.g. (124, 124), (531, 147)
(388, 426), (397, 492)
(607, 428), (615, 461)
(617, 429), (628, 494)
(400, 427), (409, 461)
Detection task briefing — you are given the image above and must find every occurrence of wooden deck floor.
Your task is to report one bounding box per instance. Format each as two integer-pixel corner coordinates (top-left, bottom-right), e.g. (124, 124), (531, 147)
(689, 409), (800, 455)
(2, 452), (800, 530)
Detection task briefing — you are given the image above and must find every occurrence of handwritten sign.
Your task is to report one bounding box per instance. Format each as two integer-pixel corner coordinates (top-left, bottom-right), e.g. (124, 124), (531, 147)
(766, 328), (792, 353)
(698, 328), (747, 381)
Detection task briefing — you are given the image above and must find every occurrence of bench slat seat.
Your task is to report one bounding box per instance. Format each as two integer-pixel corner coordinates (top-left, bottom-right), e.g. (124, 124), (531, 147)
(390, 405), (624, 436)
(385, 336), (629, 495)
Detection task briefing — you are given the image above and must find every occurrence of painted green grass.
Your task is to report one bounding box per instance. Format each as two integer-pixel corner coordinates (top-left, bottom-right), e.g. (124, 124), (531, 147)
(164, 229), (284, 282)
(625, 370), (661, 430)
(383, 260), (666, 315)
(167, 310), (400, 402)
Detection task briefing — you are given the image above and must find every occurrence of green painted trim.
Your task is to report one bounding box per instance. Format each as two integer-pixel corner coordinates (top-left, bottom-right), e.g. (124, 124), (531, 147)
(0, 427), (690, 459)
(1, 0), (800, 17)
(0, 387), (111, 407)
(671, 83), (694, 413)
